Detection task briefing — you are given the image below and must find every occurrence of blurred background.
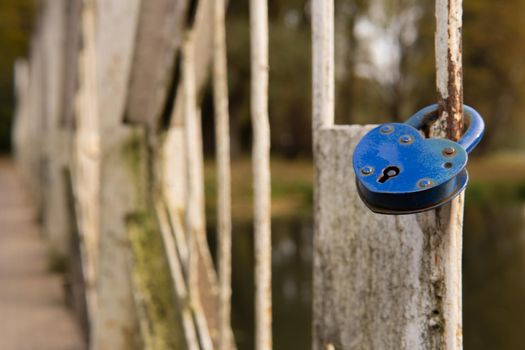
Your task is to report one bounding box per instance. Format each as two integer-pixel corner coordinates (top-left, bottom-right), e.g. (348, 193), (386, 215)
(1, 0), (525, 349)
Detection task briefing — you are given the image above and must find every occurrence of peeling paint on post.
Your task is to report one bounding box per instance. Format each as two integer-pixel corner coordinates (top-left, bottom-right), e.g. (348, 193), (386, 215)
(434, 0), (464, 141)
(432, 0), (465, 348)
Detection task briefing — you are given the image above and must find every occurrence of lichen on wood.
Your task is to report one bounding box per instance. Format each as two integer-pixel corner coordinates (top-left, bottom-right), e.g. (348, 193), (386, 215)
(127, 211), (187, 350)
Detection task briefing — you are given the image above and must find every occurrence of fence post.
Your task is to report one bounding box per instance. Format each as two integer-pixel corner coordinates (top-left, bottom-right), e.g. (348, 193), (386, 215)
(40, 0), (72, 256)
(12, 59), (30, 193)
(311, 0), (465, 348)
(90, 0), (142, 348)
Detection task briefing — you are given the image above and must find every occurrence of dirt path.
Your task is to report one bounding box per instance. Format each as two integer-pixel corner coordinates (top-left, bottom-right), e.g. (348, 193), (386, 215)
(0, 158), (85, 350)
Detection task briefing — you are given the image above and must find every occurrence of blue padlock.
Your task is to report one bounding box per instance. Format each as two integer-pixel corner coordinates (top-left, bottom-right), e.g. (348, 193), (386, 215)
(352, 104), (484, 215)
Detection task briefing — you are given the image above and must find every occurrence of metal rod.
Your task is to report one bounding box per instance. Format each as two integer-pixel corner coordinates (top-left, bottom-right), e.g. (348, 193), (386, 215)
(249, 0), (272, 349)
(212, 0), (233, 348)
(434, 1), (465, 349)
(435, 0), (464, 141)
(312, 0), (335, 138)
(183, 31), (214, 350)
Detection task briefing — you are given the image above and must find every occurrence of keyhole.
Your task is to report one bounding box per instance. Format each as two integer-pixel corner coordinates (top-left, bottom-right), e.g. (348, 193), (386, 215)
(378, 166), (400, 183)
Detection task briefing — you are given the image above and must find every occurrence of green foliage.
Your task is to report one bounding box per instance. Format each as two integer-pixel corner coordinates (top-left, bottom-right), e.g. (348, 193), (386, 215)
(0, 0), (34, 152)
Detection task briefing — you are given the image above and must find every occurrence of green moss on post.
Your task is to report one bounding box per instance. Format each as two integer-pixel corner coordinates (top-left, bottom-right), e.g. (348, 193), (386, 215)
(127, 212), (187, 350)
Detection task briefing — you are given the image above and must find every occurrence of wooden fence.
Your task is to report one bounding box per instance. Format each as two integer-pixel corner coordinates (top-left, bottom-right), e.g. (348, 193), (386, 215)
(13, 0), (466, 349)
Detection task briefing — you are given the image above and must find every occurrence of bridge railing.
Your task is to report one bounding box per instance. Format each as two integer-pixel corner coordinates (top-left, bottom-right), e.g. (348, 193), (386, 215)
(13, 0), (465, 349)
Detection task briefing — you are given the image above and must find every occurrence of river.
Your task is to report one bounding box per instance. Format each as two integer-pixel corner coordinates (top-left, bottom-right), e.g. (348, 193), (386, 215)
(207, 189), (525, 349)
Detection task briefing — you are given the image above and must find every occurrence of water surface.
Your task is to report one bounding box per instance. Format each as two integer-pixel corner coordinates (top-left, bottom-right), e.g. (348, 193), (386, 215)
(209, 193), (525, 349)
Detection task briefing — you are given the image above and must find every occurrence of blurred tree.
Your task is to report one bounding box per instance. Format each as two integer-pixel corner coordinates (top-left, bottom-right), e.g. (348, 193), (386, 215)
(4, 0), (525, 156)
(205, 0), (525, 157)
(224, 0), (312, 158)
(410, 0), (525, 153)
(463, 0), (525, 152)
(338, 0), (422, 124)
(334, 0), (368, 124)
(0, 0), (34, 153)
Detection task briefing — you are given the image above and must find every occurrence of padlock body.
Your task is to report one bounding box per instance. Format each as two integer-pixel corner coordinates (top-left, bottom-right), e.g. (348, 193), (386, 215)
(353, 123), (469, 214)
(356, 169), (468, 214)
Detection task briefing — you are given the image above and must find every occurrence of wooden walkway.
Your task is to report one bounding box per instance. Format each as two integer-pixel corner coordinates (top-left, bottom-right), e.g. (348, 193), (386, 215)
(0, 158), (85, 350)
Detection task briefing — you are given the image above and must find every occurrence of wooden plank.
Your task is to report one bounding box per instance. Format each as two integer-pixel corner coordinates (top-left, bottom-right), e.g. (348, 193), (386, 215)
(124, 0), (189, 126)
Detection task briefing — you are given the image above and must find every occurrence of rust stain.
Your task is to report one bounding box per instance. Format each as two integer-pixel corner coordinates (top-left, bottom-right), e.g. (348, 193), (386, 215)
(439, 2), (464, 142)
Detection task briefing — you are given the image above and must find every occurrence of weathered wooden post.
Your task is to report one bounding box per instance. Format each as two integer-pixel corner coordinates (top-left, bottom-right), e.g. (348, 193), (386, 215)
(17, 0), (238, 348)
(22, 16), (50, 215)
(12, 59), (30, 188)
(36, 0), (72, 256)
(312, 0), (465, 349)
(121, 0), (235, 347)
(90, 0), (142, 348)
(125, 1), (200, 345)
(250, 0), (273, 349)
